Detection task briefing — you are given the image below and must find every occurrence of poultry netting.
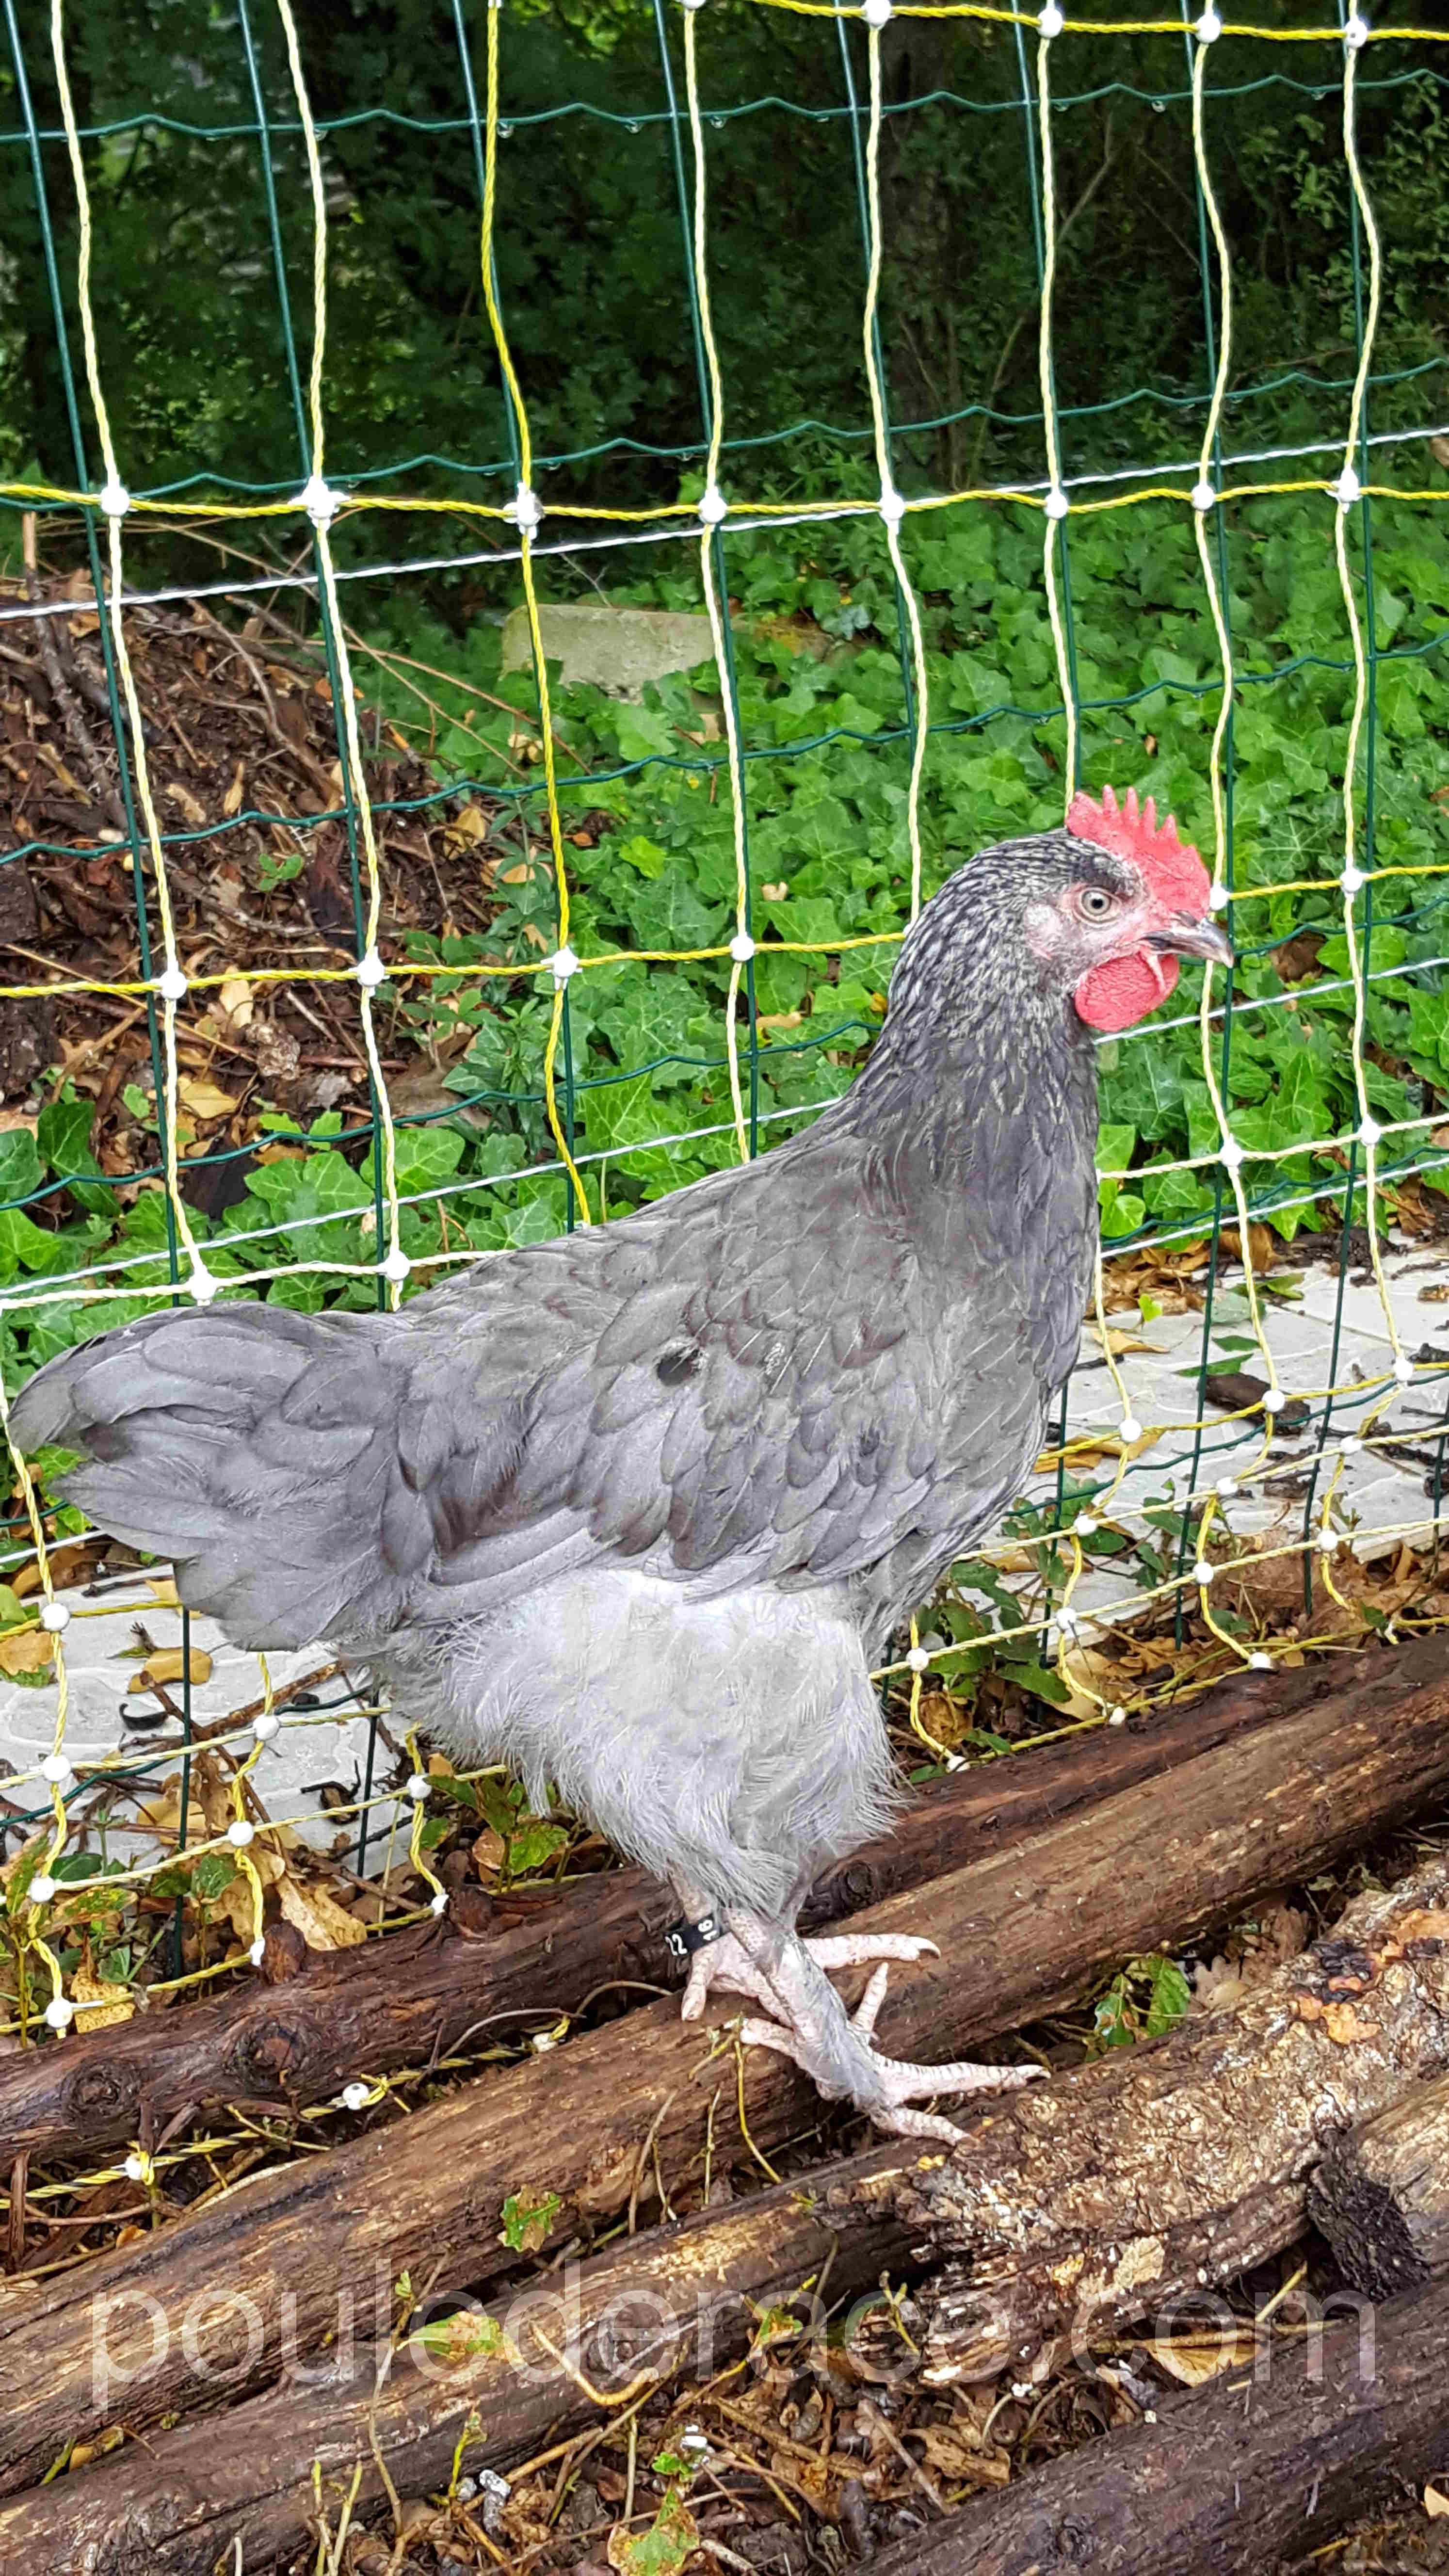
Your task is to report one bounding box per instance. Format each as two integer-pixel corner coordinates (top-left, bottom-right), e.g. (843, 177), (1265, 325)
(0, 0), (1446, 2062)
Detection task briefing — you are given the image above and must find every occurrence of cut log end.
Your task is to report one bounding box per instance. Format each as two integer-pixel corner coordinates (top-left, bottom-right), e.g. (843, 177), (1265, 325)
(1308, 2066), (1449, 2301)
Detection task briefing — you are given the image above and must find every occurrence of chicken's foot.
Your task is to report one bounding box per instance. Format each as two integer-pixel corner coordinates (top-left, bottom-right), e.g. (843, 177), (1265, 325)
(720, 1910), (1043, 2143)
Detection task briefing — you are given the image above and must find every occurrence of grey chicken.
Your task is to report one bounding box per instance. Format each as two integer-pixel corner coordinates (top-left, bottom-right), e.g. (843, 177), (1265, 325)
(12, 785), (1228, 2140)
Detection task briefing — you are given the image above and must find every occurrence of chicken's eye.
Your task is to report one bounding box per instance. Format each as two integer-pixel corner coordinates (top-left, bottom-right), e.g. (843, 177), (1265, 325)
(1077, 884), (1116, 919)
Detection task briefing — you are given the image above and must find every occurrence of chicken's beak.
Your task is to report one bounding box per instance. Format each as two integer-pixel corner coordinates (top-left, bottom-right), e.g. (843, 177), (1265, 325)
(1147, 914), (1234, 968)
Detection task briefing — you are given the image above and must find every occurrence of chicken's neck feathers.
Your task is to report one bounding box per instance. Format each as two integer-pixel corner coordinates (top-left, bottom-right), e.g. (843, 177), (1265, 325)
(812, 971), (1100, 1259)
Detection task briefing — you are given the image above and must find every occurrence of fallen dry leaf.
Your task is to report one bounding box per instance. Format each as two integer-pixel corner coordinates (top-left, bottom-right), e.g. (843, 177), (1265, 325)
(276, 1871), (367, 1952)
(166, 780), (208, 827)
(218, 973), (253, 1030)
(222, 761), (245, 817)
(1426, 2485), (1449, 2518)
(448, 802), (490, 847)
(0, 1628), (53, 1678)
(145, 1577), (181, 1610)
(1044, 1425), (1163, 1472)
(138, 1646), (213, 1690)
(472, 1826), (507, 1879)
(1147, 2333), (1255, 2386)
(1059, 1644), (1127, 1721)
(177, 1079), (239, 1123)
(72, 1964), (135, 2033)
(1219, 1224), (1279, 1271)
(1089, 1322), (1165, 1359)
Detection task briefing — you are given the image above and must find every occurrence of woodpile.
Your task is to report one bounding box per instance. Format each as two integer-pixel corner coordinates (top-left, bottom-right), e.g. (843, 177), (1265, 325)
(5, 1626), (1449, 2571)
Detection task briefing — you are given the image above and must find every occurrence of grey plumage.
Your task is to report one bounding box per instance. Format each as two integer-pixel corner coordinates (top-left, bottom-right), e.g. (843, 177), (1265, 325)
(14, 825), (1172, 2130)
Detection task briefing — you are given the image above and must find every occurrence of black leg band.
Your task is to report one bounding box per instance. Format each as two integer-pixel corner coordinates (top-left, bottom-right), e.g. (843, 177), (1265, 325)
(664, 1911), (724, 1964)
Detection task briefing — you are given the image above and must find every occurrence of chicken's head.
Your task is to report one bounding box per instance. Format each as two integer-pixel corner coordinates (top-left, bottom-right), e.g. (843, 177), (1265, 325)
(1023, 783), (1233, 1033)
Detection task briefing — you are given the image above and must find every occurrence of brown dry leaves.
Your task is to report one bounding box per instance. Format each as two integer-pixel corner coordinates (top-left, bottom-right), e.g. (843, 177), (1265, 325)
(137, 1750), (365, 1955)
(0, 1627), (53, 1679)
(275, 1871), (366, 1952)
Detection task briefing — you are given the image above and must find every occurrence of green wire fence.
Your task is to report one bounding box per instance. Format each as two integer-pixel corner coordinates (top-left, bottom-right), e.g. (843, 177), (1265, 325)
(0, 0), (1444, 2030)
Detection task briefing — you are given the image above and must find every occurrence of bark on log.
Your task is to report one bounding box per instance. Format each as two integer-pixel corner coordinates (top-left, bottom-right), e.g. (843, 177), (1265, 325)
(865, 2272), (1449, 2576)
(2, 1632), (1449, 2496)
(1308, 2066), (1449, 2300)
(0, 2139), (917, 2576)
(0, 1633), (1362, 2168)
(897, 1857), (1449, 2387)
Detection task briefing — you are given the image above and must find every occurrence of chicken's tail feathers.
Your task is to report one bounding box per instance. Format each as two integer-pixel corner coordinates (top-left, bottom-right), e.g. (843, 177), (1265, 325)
(7, 1303), (422, 1650)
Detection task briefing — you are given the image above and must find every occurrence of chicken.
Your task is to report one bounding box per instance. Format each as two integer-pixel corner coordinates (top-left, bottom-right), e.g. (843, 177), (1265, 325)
(11, 784), (1228, 2140)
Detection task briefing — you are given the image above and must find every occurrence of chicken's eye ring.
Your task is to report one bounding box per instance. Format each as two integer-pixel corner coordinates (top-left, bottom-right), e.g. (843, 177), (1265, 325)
(1076, 884), (1116, 919)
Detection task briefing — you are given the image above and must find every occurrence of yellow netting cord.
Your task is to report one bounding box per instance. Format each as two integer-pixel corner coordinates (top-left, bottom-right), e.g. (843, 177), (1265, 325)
(680, 2), (754, 1163)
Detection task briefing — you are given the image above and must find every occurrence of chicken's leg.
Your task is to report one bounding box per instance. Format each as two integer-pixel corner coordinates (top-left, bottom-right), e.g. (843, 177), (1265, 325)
(678, 1925), (940, 2024)
(669, 1879), (936, 2026)
(717, 1908), (1041, 2143)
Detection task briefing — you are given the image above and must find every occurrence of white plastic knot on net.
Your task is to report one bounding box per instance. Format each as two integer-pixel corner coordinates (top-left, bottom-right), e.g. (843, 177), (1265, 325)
(299, 472), (340, 527)
(506, 483), (544, 534)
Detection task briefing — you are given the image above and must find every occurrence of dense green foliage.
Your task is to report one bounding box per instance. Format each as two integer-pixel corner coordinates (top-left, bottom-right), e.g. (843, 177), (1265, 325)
(0, 0), (1447, 1387)
(3, 3), (1446, 499)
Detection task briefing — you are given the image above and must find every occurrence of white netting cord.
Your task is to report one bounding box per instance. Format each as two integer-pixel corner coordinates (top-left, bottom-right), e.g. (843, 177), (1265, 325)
(1328, 27), (1404, 1444)
(1031, 31), (1136, 1489)
(1032, 36), (1079, 811)
(681, 3), (752, 1163)
(274, 0), (328, 478)
(1184, 26), (1284, 1537)
(474, 12), (591, 1222)
(274, 0), (409, 1304)
(862, 25), (929, 925)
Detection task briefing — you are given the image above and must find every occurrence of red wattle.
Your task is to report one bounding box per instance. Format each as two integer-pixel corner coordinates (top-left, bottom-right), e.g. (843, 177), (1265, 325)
(1074, 950), (1179, 1032)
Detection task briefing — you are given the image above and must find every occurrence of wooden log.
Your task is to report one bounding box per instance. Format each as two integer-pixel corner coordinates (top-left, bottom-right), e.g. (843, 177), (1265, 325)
(3, 1632), (1449, 2496)
(7, 1857), (1449, 2573)
(896, 1856), (1449, 2386)
(864, 2271), (1449, 2576)
(0, 2138), (917, 2576)
(0, 1633), (1360, 2168)
(1308, 2066), (1449, 2300)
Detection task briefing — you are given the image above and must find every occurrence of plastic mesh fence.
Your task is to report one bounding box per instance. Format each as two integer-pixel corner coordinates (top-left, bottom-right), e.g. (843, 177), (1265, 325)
(0, 0), (1445, 2039)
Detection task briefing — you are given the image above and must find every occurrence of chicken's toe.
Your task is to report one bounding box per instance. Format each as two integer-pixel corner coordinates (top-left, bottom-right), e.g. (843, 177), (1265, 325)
(804, 1932), (940, 1971)
(869, 2051), (1046, 2106)
(679, 1931), (779, 2021)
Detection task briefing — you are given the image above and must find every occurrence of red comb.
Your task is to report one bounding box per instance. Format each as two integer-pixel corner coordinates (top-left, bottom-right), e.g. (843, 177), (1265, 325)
(1067, 782), (1210, 913)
